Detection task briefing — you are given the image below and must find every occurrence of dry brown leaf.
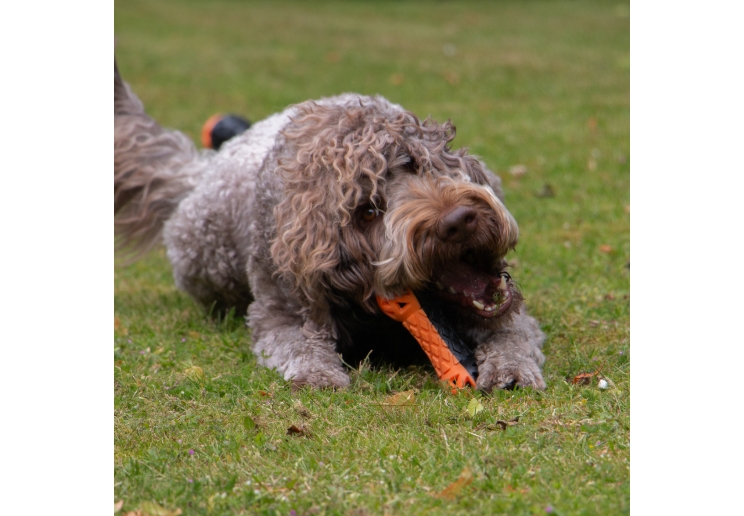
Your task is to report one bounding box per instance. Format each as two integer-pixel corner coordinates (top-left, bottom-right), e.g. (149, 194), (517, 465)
(383, 390), (415, 406)
(114, 318), (121, 330)
(599, 244), (613, 253)
(436, 467), (474, 500)
(287, 424), (311, 437)
(570, 369), (602, 385)
(482, 416), (520, 431)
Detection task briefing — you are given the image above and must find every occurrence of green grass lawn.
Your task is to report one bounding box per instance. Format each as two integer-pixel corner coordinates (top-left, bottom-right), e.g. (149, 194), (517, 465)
(114, 1), (629, 514)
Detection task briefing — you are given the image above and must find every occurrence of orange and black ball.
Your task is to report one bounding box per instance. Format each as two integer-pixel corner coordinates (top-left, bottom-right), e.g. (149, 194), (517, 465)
(201, 114), (251, 150)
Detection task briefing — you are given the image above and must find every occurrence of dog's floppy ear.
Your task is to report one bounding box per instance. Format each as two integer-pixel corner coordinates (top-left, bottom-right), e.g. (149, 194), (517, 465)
(270, 101), (387, 305)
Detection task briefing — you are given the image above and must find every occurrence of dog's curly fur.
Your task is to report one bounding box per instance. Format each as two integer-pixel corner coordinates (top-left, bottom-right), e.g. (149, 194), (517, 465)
(114, 61), (546, 391)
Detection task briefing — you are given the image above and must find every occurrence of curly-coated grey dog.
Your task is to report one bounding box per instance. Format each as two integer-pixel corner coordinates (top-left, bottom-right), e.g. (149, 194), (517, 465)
(115, 61), (546, 391)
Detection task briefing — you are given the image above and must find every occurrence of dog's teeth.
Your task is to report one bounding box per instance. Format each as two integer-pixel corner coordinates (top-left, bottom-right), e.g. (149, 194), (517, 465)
(498, 277), (509, 291)
(435, 281), (444, 290)
(485, 305), (495, 312)
(449, 287), (457, 295)
(472, 300), (485, 310)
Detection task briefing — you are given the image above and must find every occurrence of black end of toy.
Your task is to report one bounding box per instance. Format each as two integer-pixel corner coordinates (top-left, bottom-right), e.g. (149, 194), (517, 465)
(201, 114), (251, 150)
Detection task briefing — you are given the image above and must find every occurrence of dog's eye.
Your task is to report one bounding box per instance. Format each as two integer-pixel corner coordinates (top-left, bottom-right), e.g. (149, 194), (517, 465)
(361, 207), (379, 222)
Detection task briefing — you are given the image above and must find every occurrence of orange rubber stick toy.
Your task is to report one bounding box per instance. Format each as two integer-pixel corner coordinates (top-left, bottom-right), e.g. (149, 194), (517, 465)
(377, 291), (477, 391)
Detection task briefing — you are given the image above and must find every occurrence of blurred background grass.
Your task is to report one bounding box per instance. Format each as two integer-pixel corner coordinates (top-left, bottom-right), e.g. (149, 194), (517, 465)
(115, 1), (629, 514)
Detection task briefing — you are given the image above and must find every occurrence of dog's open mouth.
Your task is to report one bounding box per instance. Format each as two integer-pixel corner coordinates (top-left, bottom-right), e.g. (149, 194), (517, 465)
(431, 252), (512, 318)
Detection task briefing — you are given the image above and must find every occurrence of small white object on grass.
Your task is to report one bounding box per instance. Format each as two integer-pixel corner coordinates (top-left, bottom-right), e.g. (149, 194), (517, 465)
(598, 379), (609, 390)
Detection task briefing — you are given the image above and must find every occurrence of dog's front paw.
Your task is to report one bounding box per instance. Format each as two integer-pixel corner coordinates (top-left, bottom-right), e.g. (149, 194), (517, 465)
(476, 355), (546, 392)
(289, 367), (350, 390)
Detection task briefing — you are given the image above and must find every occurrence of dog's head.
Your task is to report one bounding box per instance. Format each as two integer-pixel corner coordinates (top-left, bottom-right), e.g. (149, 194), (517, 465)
(271, 97), (520, 321)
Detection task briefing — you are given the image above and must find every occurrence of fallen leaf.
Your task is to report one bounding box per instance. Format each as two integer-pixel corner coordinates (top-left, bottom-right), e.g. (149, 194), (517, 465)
(114, 318), (121, 330)
(287, 424), (311, 437)
(599, 244), (613, 253)
(325, 51), (341, 63)
(257, 390), (272, 397)
(115, 500), (124, 513)
(184, 365), (205, 383)
(534, 184), (555, 198)
(489, 416), (520, 431)
(243, 416), (257, 432)
(587, 117), (598, 130)
(383, 390), (415, 406)
(570, 369), (602, 385)
(509, 164), (528, 177)
(465, 398), (484, 418)
(437, 467), (474, 500)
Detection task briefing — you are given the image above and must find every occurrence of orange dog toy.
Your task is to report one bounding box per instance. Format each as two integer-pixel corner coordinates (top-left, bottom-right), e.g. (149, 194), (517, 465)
(377, 291), (477, 391)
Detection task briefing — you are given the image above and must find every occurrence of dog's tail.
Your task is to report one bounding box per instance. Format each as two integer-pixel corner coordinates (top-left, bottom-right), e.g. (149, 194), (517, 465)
(115, 59), (207, 256)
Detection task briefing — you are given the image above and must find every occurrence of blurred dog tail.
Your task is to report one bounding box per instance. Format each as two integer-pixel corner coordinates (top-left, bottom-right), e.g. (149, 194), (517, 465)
(115, 59), (206, 257)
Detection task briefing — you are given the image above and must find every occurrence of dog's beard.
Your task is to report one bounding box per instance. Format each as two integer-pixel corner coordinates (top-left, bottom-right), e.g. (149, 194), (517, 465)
(371, 173), (520, 319)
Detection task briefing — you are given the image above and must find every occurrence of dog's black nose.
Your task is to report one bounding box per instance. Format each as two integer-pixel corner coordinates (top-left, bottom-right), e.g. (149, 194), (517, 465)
(437, 206), (478, 242)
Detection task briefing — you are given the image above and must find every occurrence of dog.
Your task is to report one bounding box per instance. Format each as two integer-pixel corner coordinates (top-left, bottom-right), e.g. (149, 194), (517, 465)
(114, 60), (546, 391)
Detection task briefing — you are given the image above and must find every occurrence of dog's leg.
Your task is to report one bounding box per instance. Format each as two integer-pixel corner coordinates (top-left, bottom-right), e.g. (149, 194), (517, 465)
(246, 261), (350, 389)
(474, 309), (547, 391)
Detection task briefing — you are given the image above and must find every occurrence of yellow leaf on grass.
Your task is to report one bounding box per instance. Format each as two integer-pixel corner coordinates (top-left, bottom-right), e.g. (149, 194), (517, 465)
(184, 365), (205, 383)
(437, 467), (474, 500)
(383, 390), (415, 406)
(466, 398), (484, 418)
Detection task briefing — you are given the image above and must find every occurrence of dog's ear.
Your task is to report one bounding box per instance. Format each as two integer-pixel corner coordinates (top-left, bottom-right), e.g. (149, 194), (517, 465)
(271, 102), (387, 305)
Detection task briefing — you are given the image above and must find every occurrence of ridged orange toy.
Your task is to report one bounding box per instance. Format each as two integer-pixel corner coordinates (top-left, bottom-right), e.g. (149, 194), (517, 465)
(377, 291), (477, 391)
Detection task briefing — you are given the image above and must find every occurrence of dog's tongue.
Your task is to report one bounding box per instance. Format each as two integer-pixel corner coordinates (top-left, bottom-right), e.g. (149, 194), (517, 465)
(431, 261), (511, 317)
(437, 262), (499, 299)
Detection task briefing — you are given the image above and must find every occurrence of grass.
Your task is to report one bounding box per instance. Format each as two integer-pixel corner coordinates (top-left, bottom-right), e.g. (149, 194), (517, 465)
(114, 1), (629, 514)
